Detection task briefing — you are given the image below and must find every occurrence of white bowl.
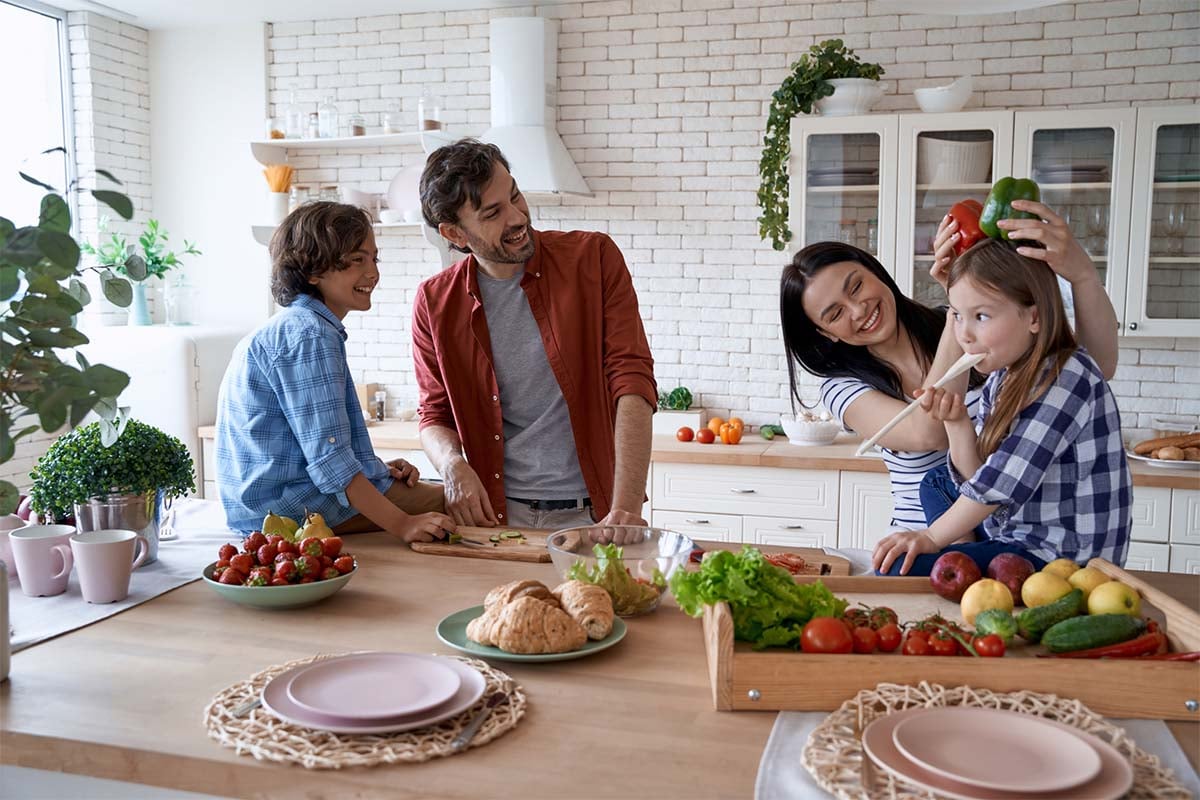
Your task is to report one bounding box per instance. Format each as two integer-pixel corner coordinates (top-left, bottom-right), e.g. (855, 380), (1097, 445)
(913, 75), (973, 114)
(814, 78), (885, 117)
(781, 418), (840, 446)
(916, 134), (992, 185)
(378, 209), (404, 224)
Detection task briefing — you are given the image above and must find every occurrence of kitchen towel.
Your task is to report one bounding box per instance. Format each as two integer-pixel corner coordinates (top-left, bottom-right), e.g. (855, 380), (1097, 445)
(755, 712), (1200, 799)
(8, 498), (234, 652)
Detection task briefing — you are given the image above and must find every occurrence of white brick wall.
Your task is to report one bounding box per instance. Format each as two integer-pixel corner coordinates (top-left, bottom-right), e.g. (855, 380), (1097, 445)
(263, 0), (1199, 435)
(0, 12), (154, 490)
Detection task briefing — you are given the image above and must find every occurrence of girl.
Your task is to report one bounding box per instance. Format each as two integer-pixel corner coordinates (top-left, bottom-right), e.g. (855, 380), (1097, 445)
(872, 239), (1132, 576)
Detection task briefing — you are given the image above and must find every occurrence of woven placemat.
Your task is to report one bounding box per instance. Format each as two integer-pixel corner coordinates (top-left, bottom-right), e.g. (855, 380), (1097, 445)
(204, 654), (525, 769)
(802, 681), (1191, 799)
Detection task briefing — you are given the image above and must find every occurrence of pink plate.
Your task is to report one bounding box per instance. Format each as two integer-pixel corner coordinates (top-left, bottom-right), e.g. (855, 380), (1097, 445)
(261, 655), (485, 735)
(285, 652), (461, 720)
(892, 707), (1100, 792)
(863, 708), (1133, 800)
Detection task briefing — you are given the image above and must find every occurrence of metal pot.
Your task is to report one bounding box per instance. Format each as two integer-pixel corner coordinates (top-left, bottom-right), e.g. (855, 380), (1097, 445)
(73, 489), (169, 565)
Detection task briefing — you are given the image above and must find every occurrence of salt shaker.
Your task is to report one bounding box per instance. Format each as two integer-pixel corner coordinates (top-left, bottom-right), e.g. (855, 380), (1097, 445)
(1, 560), (10, 682)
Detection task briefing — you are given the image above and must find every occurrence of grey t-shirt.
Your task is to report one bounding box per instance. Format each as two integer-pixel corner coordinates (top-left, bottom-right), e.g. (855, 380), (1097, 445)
(476, 268), (588, 500)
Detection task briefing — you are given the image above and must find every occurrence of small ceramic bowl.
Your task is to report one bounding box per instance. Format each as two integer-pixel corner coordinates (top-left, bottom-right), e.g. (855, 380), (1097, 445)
(914, 75), (973, 114)
(781, 418), (840, 446)
(201, 562), (355, 609)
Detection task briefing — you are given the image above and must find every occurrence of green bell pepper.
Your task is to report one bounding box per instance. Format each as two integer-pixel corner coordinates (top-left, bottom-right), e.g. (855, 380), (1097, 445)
(979, 177), (1041, 240)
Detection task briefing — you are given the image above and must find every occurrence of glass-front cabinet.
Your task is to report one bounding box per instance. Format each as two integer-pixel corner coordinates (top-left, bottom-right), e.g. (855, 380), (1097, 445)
(1013, 109), (1137, 325)
(788, 115), (898, 269)
(1126, 105), (1200, 337)
(896, 112), (1012, 309)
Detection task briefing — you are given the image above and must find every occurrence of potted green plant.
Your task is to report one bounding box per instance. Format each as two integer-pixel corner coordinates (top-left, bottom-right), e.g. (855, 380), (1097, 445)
(82, 217), (201, 325)
(29, 419), (195, 564)
(0, 159), (135, 515)
(653, 386), (703, 436)
(758, 39), (886, 251)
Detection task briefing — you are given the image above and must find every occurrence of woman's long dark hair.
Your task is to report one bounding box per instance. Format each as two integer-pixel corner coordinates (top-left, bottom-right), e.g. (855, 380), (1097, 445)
(781, 242), (950, 409)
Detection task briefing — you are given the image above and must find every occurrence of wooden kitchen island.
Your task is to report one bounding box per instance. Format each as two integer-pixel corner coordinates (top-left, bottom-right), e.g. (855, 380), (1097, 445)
(1, 534), (1197, 799)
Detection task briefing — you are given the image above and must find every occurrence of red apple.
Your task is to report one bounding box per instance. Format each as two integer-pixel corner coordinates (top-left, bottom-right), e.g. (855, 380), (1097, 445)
(986, 552), (1036, 605)
(929, 551), (982, 602)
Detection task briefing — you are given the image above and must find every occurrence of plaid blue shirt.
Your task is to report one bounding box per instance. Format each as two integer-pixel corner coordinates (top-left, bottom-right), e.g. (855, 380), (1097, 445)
(950, 348), (1131, 566)
(215, 295), (392, 533)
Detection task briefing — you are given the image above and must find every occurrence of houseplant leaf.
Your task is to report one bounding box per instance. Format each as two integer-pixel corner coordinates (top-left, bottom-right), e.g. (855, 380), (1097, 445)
(39, 194), (71, 233)
(92, 190), (133, 220)
(101, 269), (133, 307)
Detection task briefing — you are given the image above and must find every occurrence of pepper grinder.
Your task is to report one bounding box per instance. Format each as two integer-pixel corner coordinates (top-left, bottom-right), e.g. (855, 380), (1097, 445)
(374, 390), (387, 422)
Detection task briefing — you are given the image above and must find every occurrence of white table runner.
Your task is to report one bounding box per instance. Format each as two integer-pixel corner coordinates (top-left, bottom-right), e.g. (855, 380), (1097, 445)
(9, 498), (235, 652)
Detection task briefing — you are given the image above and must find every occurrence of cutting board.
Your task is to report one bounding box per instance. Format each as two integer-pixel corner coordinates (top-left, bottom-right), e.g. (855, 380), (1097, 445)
(698, 543), (852, 577)
(409, 526), (552, 563)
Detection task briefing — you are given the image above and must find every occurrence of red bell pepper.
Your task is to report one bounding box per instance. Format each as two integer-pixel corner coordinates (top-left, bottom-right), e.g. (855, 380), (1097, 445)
(947, 199), (985, 256)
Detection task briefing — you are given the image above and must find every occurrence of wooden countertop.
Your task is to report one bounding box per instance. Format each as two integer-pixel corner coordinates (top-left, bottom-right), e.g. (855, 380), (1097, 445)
(198, 423), (1200, 490)
(1, 535), (1196, 797)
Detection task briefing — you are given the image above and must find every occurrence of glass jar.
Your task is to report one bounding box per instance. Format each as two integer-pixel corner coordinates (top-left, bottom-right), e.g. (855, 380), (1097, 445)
(289, 185), (312, 212)
(348, 113), (367, 137)
(418, 88), (443, 131)
(319, 185), (339, 203)
(284, 88), (304, 139)
(318, 96), (338, 138)
(867, 218), (878, 253)
(383, 104), (403, 134)
(306, 112), (319, 139)
(164, 273), (197, 326)
(265, 117), (285, 140)
(839, 218), (857, 246)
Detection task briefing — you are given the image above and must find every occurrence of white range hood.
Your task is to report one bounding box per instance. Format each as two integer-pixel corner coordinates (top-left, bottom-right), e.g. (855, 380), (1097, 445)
(481, 17), (592, 197)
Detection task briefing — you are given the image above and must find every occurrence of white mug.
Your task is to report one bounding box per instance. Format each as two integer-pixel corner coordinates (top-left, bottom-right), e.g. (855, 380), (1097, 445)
(10, 525), (75, 597)
(69, 529), (149, 604)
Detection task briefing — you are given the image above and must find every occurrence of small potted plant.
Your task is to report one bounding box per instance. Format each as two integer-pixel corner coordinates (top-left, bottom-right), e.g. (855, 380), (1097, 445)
(30, 419), (195, 565)
(653, 386), (703, 435)
(758, 39), (886, 251)
(82, 217), (201, 325)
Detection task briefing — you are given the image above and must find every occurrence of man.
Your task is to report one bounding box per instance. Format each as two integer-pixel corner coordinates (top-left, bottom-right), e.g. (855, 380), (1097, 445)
(216, 201), (454, 542)
(413, 139), (657, 530)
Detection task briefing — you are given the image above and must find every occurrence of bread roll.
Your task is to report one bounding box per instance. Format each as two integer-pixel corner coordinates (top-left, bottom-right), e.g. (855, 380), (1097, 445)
(1184, 447), (1200, 462)
(1157, 446), (1185, 461)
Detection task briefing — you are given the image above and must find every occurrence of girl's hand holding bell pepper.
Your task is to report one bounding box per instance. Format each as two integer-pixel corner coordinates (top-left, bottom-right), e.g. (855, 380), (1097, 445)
(947, 199), (985, 256)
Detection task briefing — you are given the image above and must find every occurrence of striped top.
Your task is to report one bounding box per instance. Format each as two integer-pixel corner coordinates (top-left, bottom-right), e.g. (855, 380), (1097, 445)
(821, 377), (982, 530)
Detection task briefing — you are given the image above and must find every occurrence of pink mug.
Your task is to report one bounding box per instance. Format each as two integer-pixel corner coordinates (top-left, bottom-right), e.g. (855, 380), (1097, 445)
(69, 529), (149, 604)
(10, 525), (75, 597)
(0, 513), (27, 581)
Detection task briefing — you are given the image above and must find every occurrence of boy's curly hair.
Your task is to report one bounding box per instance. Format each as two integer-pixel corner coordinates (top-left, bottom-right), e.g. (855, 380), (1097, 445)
(269, 202), (372, 306)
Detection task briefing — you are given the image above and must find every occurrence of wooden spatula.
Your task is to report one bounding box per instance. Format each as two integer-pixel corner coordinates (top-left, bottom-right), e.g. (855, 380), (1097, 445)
(854, 352), (985, 457)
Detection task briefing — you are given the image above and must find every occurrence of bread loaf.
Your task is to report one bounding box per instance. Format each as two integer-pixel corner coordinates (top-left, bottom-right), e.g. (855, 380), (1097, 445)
(1133, 432), (1200, 455)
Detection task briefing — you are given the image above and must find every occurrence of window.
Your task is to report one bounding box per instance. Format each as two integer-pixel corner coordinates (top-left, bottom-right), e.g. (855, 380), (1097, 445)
(0, 1), (72, 226)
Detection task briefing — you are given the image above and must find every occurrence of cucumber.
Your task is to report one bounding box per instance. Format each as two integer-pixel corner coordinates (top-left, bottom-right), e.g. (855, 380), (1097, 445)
(1041, 614), (1146, 654)
(1016, 588), (1084, 643)
(973, 609), (1018, 645)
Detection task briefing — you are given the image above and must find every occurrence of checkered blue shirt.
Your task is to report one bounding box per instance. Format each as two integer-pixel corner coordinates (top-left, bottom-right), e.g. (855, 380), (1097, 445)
(215, 295), (392, 533)
(950, 348), (1131, 566)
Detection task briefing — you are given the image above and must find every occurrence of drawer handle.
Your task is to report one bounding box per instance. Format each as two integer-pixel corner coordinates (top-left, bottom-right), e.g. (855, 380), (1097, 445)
(685, 518), (710, 524)
(729, 488), (757, 494)
(779, 524), (804, 530)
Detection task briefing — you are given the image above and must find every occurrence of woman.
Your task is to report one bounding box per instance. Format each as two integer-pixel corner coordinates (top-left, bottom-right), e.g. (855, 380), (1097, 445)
(780, 201), (1119, 561)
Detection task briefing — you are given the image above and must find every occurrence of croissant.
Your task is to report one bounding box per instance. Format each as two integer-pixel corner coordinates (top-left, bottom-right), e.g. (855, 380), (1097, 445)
(553, 580), (614, 640)
(485, 595), (587, 654)
(465, 606), (503, 647)
(483, 579), (558, 612)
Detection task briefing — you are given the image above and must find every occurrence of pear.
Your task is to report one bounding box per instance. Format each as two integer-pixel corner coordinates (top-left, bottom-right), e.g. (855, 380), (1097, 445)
(262, 510), (301, 542)
(296, 511), (334, 540)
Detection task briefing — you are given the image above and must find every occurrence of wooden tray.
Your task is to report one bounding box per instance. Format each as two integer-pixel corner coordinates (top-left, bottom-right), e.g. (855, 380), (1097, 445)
(701, 559), (1200, 720)
(409, 526), (551, 563)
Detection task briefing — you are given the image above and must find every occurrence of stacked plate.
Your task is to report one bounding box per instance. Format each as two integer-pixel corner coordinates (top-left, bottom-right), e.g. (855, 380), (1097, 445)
(260, 652), (485, 734)
(807, 166), (880, 187)
(1034, 162), (1110, 184)
(861, 707), (1134, 800)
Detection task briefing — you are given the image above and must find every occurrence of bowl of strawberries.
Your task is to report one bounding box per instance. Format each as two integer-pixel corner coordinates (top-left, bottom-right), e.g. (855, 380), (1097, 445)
(201, 531), (357, 609)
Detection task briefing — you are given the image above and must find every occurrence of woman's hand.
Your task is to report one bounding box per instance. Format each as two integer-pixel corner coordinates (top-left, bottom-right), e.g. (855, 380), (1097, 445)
(915, 386), (968, 423)
(387, 458), (419, 487)
(998, 200), (1100, 287)
(872, 529), (940, 575)
(930, 214), (960, 291)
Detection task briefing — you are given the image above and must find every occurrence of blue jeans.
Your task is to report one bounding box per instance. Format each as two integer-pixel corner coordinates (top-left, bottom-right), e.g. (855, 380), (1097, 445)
(877, 539), (1047, 577)
(920, 463), (987, 538)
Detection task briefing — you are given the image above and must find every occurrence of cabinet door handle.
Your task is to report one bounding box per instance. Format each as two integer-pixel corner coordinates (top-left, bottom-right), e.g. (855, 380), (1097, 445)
(729, 488), (757, 494)
(779, 524), (805, 530)
(685, 518), (710, 524)
(1128, 321), (1139, 331)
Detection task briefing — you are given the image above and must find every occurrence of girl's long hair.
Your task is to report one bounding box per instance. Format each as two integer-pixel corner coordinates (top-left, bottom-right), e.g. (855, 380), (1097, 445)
(949, 238), (1077, 458)
(781, 242), (949, 408)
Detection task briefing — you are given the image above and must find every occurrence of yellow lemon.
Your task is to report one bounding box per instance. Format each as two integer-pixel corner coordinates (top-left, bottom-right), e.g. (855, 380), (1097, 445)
(1067, 567), (1110, 600)
(1042, 558), (1081, 580)
(960, 579), (1014, 626)
(1087, 580), (1141, 616)
(1021, 571), (1073, 608)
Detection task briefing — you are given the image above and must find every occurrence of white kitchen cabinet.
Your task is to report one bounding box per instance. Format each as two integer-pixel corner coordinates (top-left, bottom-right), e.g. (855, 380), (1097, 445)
(1169, 488), (1200, 546)
(1129, 486), (1172, 543)
(744, 515), (838, 549)
(651, 463), (838, 520)
(836, 471), (894, 551)
(1125, 106), (1200, 337)
(1124, 542), (1170, 573)
(651, 509), (741, 543)
(1169, 544), (1200, 574)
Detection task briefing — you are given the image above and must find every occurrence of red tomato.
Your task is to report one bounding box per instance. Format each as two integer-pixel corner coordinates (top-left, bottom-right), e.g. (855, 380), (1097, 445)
(902, 634), (930, 656)
(852, 626), (878, 654)
(676, 426), (695, 442)
(876, 622), (902, 653)
(321, 536), (344, 558)
(929, 634), (958, 657)
(218, 543), (237, 562)
(844, 608), (870, 628)
(299, 537), (324, 558)
(800, 617), (854, 654)
(334, 555), (355, 574)
(229, 553), (254, 575)
(974, 634), (1006, 658)
(244, 532), (267, 552)
(696, 428), (716, 444)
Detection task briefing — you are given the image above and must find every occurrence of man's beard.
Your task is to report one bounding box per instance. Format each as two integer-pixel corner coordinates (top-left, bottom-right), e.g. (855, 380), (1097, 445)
(464, 224), (534, 264)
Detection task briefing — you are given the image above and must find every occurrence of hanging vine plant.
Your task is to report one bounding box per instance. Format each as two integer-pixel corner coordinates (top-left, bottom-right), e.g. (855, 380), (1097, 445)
(757, 40), (885, 251)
